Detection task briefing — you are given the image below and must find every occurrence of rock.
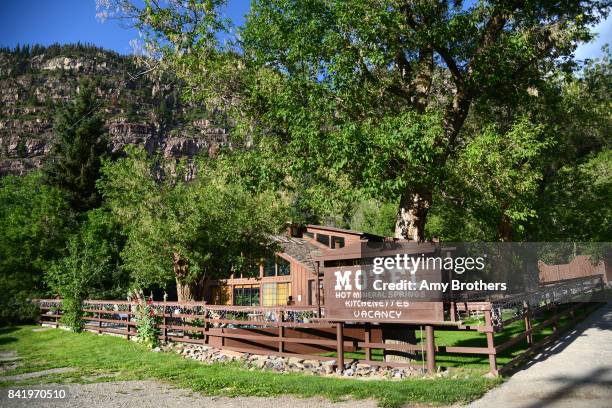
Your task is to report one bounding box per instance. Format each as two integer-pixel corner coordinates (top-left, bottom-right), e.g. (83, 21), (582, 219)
(303, 359), (321, 368)
(218, 350), (246, 360)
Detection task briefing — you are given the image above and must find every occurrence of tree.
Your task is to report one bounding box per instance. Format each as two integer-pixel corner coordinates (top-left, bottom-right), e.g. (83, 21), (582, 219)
(44, 79), (109, 213)
(0, 172), (72, 324)
(100, 0), (610, 241)
(45, 235), (111, 332)
(242, 0), (610, 240)
(97, 147), (287, 301)
(533, 150), (611, 242)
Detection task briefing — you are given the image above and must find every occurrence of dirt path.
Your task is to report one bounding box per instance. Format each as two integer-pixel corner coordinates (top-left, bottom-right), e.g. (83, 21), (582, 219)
(1, 380), (381, 408)
(467, 302), (612, 408)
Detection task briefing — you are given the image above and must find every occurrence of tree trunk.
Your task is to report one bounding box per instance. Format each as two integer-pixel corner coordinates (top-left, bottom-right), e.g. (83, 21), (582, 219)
(395, 188), (432, 241)
(387, 188), (431, 363)
(498, 214), (513, 242)
(172, 252), (200, 302)
(176, 279), (196, 302)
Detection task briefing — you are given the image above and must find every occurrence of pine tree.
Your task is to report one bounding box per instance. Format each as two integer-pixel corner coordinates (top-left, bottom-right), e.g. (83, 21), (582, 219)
(44, 79), (108, 213)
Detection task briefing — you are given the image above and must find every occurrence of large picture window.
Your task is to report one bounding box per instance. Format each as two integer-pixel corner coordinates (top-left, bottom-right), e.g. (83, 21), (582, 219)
(233, 284), (260, 306)
(262, 282), (291, 306)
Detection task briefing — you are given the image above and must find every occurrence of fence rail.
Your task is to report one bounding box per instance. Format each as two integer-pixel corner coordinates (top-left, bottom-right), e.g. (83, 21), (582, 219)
(37, 275), (605, 376)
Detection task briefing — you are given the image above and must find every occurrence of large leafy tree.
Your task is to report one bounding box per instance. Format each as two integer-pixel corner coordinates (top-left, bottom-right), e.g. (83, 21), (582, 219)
(97, 148), (286, 301)
(241, 0), (609, 241)
(44, 79), (109, 213)
(101, 0), (609, 241)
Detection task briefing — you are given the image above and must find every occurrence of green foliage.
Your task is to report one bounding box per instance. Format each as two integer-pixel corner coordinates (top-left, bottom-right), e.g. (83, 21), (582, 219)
(428, 118), (552, 241)
(45, 232), (111, 332)
(130, 290), (160, 348)
(0, 172), (72, 325)
(534, 150), (612, 241)
(76, 208), (129, 299)
(108, 0), (611, 240)
(349, 199), (397, 237)
(97, 147), (287, 296)
(43, 207), (126, 330)
(43, 78), (109, 213)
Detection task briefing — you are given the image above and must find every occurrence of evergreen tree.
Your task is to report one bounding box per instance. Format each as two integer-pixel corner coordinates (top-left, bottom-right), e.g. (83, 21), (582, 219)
(44, 79), (109, 213)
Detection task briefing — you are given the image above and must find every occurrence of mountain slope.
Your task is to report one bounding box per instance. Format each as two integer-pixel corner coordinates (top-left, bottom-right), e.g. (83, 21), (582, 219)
(0, 43), (230, 176)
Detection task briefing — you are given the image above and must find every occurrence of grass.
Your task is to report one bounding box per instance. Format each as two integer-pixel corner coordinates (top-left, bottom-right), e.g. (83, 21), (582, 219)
(0, 325), (501, 407)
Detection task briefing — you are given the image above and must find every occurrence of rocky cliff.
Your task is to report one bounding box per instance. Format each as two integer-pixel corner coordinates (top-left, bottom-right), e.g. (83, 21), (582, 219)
(0, 43), (231, 176)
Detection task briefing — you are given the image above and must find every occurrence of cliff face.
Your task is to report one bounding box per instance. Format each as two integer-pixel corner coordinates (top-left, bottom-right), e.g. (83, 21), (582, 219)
(0, 44), (230, 176)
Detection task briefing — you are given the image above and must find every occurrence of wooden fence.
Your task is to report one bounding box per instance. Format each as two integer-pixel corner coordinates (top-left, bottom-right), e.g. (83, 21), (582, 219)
(38, 275), (606, 376)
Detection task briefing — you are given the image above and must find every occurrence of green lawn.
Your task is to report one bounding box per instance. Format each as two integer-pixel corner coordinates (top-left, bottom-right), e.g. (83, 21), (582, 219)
(0, 325), (501, 407)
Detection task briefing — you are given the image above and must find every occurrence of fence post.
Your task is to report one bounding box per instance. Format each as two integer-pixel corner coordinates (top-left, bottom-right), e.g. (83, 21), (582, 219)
(203, 308), (209, 345)
(425, 325), (436, 373)
(278, 310), (285, 353)
(163, 301), (168, 343)
(278, 324), (285, 353)
(524, 303), (532, 344)
(484, 309), (498, 375)
(127, 304), (131, 340)
(336, 321), (344, 373)
(364, 323), (372, 361)
(98, 310), (102, 334)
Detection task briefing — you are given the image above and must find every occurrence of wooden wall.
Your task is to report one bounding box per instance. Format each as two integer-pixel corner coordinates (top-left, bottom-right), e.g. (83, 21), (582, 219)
(538, 256), (609, 283)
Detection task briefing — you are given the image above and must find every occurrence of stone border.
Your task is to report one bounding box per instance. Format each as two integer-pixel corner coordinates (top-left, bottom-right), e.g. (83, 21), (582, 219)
(158, 343), (446, 379)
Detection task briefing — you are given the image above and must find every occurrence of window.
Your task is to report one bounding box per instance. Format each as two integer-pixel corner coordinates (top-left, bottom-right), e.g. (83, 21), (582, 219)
(210, 285), (230, 305)
(262, 282), (291, 306)
(233, 284), (260, 306)
(262, 256), (291, 277)
(263, 258), (276, 277)
(277, 257), (290, 276)
(316, 233), (330, 247)
(331, 236), (345, 249)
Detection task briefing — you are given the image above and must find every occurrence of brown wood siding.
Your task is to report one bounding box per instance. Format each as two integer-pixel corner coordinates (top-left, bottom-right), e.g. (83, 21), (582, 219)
(206, 253), (315, 306)
(538, 256), (609, 283)
(287, 256), (314, 306)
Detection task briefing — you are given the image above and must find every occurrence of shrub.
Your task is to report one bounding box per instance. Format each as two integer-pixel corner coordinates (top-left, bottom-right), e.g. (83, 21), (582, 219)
(130, 289), (160, 348)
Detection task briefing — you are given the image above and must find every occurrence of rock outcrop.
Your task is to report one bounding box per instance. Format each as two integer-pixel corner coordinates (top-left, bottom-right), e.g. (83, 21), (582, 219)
(0, 43), (230, 176)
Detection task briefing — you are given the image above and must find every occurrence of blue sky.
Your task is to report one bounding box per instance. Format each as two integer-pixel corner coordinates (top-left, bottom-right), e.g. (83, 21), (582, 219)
(0, 0), (609, 60)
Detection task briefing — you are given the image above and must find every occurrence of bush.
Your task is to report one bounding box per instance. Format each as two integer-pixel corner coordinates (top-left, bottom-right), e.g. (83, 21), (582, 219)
(60, 293), (84, 332)
(130, 289), (161, 348)
(0, 292), (40, 326)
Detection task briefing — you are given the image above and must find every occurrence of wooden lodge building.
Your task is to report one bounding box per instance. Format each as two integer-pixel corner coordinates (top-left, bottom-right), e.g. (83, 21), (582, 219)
(204, 225), (385, 307)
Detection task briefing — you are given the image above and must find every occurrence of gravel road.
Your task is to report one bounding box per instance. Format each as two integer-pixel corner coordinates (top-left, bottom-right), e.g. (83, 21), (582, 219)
(1, 380), (380, 408)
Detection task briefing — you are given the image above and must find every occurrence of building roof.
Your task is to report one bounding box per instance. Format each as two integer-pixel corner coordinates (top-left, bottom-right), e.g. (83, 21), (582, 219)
(306, 224), (385, 240)
(270, 235), (322, 272)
